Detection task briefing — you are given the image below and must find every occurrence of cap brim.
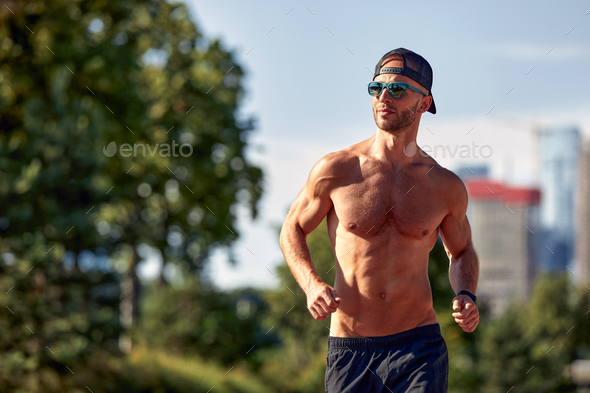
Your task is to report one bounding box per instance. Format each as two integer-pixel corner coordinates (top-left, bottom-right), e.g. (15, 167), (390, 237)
(427, 95), (436, 114)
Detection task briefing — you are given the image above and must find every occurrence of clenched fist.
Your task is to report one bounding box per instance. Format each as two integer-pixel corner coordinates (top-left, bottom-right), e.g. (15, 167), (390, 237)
(306, 282), (342, 320)
(451, 294), (479, 333)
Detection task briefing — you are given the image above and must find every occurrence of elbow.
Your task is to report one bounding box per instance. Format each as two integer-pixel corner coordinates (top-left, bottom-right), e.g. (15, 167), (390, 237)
(279, 224), (288, 253)
(448, 241), (474, 263)
(452, 243), (478, 265)
(279, 220), (295, 250)
(279, 221), (303, 251)
(457, 242), (473, 258)
(279, 224), (288, 251)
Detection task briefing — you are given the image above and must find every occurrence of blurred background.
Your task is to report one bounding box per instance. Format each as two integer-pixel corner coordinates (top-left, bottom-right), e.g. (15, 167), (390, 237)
(0, 0), (589, 392)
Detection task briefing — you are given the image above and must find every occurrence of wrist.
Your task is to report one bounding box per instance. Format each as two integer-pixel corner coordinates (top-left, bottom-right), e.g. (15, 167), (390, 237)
(305, 275), (324, 294)
(457, 290), (476, 303)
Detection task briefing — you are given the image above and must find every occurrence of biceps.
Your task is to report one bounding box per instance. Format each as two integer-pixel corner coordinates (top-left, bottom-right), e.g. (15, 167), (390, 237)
(439, 213), (472, 260)
(285, 188), (333, 236)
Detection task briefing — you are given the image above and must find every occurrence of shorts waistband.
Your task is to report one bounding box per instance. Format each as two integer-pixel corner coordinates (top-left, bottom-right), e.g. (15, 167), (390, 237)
(328, 323), (441, 350)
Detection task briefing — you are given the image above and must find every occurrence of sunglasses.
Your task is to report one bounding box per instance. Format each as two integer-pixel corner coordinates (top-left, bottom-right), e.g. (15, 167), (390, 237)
(367, 81), (427, 98)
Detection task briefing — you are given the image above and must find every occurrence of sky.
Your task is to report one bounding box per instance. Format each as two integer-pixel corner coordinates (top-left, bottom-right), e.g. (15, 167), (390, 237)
(138, 0), (590, 290)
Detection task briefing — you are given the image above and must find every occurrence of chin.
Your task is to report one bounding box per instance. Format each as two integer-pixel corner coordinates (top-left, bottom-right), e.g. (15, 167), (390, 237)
(378, 123), (397, 133)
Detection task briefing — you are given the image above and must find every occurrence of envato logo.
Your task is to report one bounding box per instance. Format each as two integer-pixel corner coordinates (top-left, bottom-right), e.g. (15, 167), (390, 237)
(403, 141), (493, 158)
(103, 141), (193, 157)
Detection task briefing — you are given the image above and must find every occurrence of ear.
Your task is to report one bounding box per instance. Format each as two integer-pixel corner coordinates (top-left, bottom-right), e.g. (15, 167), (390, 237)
(417, 95), (433, 114)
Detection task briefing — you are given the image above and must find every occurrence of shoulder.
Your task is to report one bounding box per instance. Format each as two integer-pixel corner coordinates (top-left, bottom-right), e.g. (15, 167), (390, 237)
(436, 168), (468, 215)
(417, 151), (465, 194)
(308, 149), (359, 182)
(305, 148), (359, 197)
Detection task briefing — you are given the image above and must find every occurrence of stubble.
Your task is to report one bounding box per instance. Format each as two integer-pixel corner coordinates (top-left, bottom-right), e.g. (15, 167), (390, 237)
(373, 100), (419, 133)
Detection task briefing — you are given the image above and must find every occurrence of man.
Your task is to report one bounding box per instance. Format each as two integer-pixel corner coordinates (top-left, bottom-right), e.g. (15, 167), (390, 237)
(279, 48), (480, 392)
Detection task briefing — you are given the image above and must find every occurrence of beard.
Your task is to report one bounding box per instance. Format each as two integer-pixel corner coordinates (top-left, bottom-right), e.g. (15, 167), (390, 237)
(373, 100), (419, 133)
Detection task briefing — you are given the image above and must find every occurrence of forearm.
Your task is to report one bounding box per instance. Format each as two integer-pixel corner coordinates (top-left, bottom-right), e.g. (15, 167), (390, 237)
(279, 223), (324, 294)
(448, 245), (479, 295)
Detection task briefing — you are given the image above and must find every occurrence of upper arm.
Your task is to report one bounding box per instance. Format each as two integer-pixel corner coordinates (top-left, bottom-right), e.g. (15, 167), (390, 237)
(438, 172), (473, 261)
(282, 152), (345, 237)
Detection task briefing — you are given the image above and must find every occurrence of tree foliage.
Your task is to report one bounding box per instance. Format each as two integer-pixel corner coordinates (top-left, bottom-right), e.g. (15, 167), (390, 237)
(0, 0), (263, 391)
(135, 275), (275, 369)
(478, 273), (588, 393)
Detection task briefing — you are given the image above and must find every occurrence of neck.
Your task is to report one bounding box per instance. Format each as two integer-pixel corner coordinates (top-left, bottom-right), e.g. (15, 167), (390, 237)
(370, 125), (419, 164)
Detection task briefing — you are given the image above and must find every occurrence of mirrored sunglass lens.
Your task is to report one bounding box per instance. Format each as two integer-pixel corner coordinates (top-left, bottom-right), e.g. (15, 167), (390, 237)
(388, 83), (406, 97)
(368, 82), (383, 96)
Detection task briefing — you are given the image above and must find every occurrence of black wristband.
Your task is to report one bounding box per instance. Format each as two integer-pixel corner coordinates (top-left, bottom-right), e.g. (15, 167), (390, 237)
(457, 290), (476, 303)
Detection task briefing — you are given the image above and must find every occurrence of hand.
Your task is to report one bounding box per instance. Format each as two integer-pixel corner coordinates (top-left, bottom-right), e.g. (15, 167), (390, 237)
(306, 282), (342, 321)
(451, 294), (479, 333)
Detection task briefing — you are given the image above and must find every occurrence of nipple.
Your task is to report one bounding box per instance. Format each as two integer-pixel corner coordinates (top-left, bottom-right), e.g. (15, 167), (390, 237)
(380, 292), (386, 299)
(348, 222), (357, 230)
(422, 229), (429, 236)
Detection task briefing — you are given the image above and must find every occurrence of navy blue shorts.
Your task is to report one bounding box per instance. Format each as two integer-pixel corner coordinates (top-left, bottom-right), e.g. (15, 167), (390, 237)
(325, 323), (448, 392)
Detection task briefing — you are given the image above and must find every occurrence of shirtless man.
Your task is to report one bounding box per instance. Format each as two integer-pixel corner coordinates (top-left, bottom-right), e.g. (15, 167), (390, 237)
(279, 48), (479, 392)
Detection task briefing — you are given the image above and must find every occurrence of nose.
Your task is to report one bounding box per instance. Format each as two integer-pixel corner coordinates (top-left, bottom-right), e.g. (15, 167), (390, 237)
(376, 86), (393, 102)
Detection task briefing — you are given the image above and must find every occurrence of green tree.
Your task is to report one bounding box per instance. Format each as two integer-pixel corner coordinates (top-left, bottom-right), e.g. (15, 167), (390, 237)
(0, 0), (263, 390)
(478, 273), (581, 393)
(135, 274), (275, 369)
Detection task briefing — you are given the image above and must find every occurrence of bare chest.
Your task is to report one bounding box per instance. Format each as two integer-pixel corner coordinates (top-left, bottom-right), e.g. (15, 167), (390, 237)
(330, 171), (446, 239)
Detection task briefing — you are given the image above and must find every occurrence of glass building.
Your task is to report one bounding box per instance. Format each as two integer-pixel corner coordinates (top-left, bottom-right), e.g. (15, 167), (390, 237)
(538, 126), (581, 272)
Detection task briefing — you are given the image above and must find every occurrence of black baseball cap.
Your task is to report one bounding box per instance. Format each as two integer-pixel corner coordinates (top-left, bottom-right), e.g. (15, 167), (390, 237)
(372, 48), (436, 114)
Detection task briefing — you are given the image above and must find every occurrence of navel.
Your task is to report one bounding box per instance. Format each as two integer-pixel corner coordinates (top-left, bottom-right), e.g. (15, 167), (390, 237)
(348, 222), (357, 230)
